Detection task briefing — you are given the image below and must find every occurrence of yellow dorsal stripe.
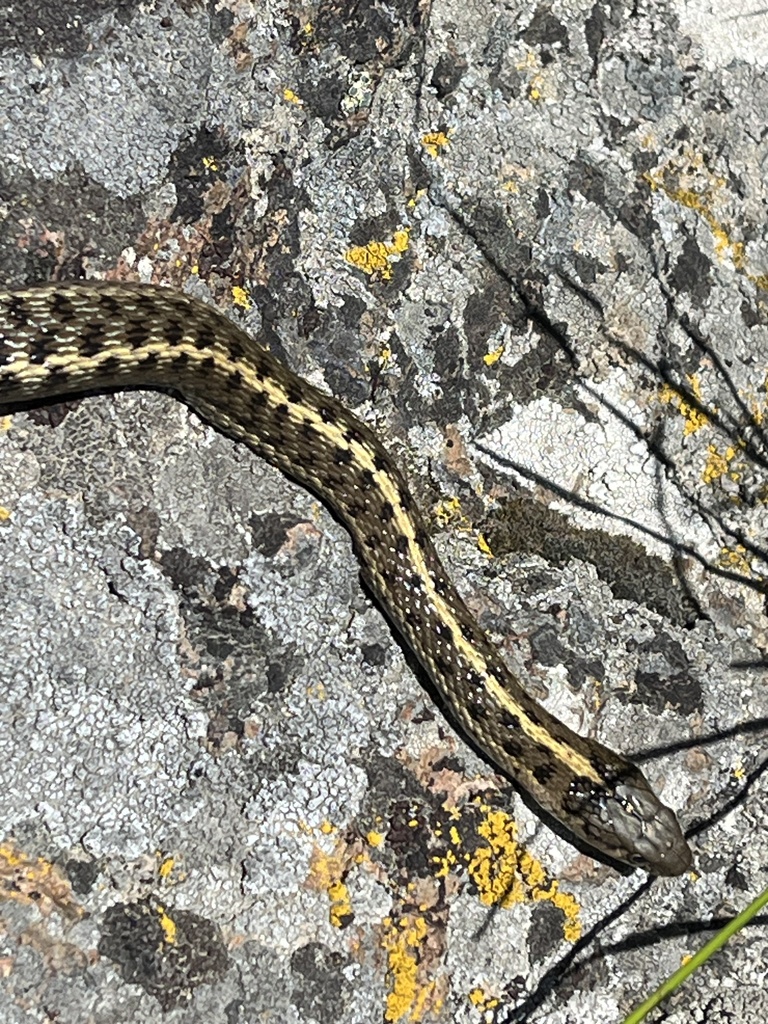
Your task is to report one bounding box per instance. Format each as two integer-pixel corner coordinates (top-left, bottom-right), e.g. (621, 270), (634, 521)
(23, 333), (600, 784)
(370, 464), (601, 783)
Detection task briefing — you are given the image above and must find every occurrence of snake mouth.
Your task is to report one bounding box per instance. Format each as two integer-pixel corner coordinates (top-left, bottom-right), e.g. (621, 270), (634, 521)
(599, 775), (692, 876)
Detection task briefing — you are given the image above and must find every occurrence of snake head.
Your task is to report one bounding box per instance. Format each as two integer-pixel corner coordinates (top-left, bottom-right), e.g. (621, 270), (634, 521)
(568, 764), (692, 876)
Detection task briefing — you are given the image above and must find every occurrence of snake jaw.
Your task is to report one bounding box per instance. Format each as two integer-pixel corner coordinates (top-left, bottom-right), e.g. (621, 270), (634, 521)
(594, 771), (692, 876)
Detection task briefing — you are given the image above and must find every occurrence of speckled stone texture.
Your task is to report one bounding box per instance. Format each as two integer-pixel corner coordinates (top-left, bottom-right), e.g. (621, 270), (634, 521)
(1, 2), (768, 1023)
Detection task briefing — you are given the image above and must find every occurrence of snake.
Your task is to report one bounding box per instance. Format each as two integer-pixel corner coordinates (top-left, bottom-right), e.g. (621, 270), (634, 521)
(0, 281), (692, 875)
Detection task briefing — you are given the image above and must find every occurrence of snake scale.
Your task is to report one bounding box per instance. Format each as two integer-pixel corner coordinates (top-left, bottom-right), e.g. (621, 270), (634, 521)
(0, 281), (692, 875)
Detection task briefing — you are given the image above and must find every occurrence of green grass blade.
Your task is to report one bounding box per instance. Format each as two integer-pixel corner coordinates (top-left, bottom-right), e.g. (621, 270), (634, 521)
(622, 884), (768, 1024)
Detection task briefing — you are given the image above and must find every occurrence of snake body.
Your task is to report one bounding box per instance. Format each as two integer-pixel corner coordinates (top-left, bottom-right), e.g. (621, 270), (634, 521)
(0, 282), (691, 875)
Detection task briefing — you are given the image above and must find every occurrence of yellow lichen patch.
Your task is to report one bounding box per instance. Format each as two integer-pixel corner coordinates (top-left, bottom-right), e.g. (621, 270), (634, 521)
(327, 880), (352, 928)
(390, 229), (410, 253)
(659, 375), (710, 435)
(528, 73), (545, 102)
(702, 443), (738, 484)
(468, 986), (500, 1013)
(347, 241), (386, 276)
(231, 286), (251, 310)
(0, 841), (84, 921)
(307, 843), (355, 928)
(367, 830), (385, 848)
(644, 153), (728, 249)
(0, 507), (10, 522)
(282, 87), (302, 104)
(483, 343), (504, 366)
(156, 903), (177, 945)
(0, 415), (11, 432)
(379, 344), (393, 367)
(407, 188), (428, 209)
(476, 533), (493, 557)
(434, 497), (494, 560)
(421, 131), (450, 158)
(749, 397), (764, 427)
(155, 851), (186, 883)
(643, 151), (768, 290)
(158, 855), (176, 880)
(432, 845), (458, 879)
(202, 155), (219, 173)
(381, 914), (444, 1022)
(718, 544), (752, 576)
(434, 495), (463, 527)
(345, 228), (410, 281)
(466, 808), (520, 906)
(450, 805), (581, 942)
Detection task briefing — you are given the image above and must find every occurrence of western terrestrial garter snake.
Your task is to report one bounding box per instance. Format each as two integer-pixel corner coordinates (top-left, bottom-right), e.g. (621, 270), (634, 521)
(0, 281), (692, 875)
